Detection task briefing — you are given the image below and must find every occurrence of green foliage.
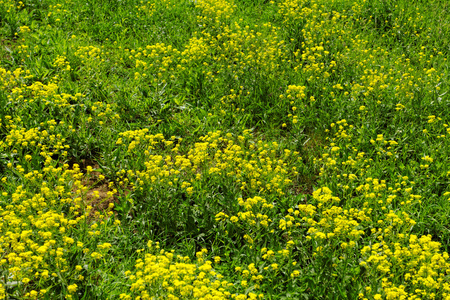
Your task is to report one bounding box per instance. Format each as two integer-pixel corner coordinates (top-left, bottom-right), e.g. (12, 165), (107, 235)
(0, 0), (449, 299)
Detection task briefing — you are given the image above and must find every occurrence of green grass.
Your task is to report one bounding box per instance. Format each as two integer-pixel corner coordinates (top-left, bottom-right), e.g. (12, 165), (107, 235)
(0, 0), (449, 299)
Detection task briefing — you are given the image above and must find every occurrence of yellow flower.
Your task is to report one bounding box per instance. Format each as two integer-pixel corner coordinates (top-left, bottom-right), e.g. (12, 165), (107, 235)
(67, 284), (77, 293)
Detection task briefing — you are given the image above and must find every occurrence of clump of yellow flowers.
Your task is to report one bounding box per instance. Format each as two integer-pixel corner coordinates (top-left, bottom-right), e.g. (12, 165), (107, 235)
(120, 241), (255, 300)
(115, 129), (300, 198)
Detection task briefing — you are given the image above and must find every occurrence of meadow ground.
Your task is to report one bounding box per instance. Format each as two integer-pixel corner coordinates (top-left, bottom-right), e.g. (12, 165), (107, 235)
(0, 0), (450, 299)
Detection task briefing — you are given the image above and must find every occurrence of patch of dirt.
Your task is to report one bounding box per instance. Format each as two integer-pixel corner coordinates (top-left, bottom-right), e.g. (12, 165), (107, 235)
(0, 38), (19, 63)
(294, 180), (314, 197)
(71, 158), (119, 221)
(293, 132), (326, 197)
(85, 183), (117, 215)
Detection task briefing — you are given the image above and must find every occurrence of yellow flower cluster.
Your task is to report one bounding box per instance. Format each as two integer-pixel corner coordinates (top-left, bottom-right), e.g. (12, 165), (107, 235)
(214, 22), (286, 78)
(314, 117), (450, 297)
(361, 234), (450, 300)
(0, 284), (5, 299)
(276, 0), (444, 110)
(0, 162), (117, 298)
(121, 241), (252, 300)
(285, 187), (368, 250)
(216, 196), (273, 234)
(0, 66), (85, 111)
(277, 0), (314, 25)
(115, 130), (300, 197)
(135, 0), (181, 21)
(216, 197), (301, 294)
(0, 117), (71, 166)
(195, 0), (236, 24)
(132, 43), (180, 82)
(75, 45), (104, 65)
(281, 85), (307, 125)
(0, 0), (16, 12)
(87, 101), (121, 126)
(53, 55), (71, 71)
(182, 37), (210, 64)
(136, 0), (156, 17)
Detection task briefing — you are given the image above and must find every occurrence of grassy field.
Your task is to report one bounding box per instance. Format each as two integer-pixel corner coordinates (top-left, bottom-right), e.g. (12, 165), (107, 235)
(1, 0), (450, 298)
